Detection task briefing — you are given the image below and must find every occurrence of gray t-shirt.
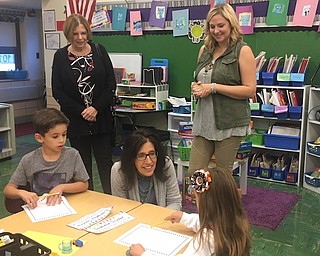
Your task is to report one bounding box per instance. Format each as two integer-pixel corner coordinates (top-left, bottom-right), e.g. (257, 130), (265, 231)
(9, 147), (89, 195)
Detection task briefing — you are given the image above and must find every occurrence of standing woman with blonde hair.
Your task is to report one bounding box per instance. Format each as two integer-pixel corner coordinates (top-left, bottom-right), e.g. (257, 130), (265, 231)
(52, 13), (116, 194)
(189, 4), (256, 174)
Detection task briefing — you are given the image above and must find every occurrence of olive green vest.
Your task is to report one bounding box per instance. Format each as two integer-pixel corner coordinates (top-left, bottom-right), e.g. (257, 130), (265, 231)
(194, 41), (250, 130)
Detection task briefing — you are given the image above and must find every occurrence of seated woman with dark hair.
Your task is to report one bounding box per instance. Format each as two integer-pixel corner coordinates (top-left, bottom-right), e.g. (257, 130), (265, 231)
(111, 129), (181, 211)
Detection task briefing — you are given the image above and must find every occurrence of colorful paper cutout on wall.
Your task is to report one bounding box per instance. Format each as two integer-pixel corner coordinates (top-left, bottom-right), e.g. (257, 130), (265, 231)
(130, 10), (143, 36)
(112, 7), (127, 31)
(149, 0), (168, 28)
(172, 9), (189, 37)
(91, 6), (111, 29)
(210, 0), (230, 8)
(236, 5), (254, 34)
(188, 20), (205, 44)
(292, 0), (318, 27)
(266, 0), (289, 26)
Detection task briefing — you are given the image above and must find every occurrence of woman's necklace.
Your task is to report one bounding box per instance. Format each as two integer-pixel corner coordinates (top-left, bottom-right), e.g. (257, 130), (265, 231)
(138, 177), (154, 203)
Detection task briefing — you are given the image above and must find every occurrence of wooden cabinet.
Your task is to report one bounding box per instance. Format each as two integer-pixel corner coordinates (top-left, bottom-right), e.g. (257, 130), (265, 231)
(0, 103), (16, 159)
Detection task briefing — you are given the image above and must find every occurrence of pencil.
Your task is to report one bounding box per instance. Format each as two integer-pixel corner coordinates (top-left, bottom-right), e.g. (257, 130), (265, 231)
(151, 220), (168, 228)
(38, 192), (60, 199)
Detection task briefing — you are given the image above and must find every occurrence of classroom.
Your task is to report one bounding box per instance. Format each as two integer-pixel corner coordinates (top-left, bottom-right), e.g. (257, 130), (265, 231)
(0, 0), (320, 255)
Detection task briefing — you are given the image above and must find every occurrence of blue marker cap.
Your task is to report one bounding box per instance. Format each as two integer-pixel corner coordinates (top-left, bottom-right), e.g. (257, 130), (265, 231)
(73, 239), (84, 247)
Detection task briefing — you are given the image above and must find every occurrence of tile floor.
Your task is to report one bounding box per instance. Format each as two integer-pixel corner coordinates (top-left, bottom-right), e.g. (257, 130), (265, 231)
(0, 135), (319, 255)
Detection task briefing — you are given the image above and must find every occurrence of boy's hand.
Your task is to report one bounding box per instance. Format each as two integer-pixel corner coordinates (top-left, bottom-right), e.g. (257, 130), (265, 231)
(129, 244), (145, 256)
(165, 211), (183, 223)
(20, 191), (39, 209)
(45, 193), (62, 206)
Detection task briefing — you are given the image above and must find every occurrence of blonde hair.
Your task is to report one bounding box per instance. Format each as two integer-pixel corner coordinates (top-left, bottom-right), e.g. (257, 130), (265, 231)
(63, 13), (92, 43)
(196, 169), (251, 256)
(204, 4), (243, 50)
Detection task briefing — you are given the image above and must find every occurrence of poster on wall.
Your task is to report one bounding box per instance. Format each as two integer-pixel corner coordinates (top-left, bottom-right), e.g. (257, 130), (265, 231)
(210, 0), (230, 8)
(172, 9), (189, 37)
(130, 11), (143, 36)
(236, 5), (254, 35)
(292, 0), (318, 27)
(266, 0), (289, 26)
(149, 1), (168, 29)
(44, 10), (56, 31)
(112, 7), (127, 31)
(45, 33), (60, 50)
(91, 6), (111, 29)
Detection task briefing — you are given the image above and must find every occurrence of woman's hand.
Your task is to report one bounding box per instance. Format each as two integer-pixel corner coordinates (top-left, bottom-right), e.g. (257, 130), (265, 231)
(81, 106), (97, 122)
(165, 211), (183, 223)
(191, 81), (212, 98)
(129, 244), (145, 256)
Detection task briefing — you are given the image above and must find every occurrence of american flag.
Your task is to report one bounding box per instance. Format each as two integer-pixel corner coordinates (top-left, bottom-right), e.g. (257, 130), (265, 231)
(66, 0), (96, 24)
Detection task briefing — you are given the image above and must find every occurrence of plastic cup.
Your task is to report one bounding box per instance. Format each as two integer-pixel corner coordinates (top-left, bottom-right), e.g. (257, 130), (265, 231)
(59, 239), (73, 254)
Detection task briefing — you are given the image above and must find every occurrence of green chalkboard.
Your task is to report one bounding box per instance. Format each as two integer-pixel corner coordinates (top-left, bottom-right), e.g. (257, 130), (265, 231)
(93, 31), (320, 98)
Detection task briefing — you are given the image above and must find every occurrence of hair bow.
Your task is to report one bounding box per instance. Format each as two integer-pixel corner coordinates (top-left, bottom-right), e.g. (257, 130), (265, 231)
(191, 169), (212, 193)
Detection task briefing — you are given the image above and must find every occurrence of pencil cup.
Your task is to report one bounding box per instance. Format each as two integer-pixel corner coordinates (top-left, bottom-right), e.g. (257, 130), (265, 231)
(59, 239), (73, 254)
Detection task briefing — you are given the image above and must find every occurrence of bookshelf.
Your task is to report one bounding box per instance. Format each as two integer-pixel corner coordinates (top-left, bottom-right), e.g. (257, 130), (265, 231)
(249, 85), (310, 186)
(0, 103), (16, 160)
(303, 87), (320, 194)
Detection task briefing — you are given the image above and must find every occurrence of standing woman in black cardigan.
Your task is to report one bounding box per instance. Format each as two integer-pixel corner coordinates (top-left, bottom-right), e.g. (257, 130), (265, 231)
(52, 13), (116, 194)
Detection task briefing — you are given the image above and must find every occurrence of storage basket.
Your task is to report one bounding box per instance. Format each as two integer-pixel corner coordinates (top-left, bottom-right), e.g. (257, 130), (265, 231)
(264, 133), (300, 150)
(307, 141), (320, 155)
(285, 171), (298, 184)
(272, 169), (285, 181)
(0, 232), (51, 255)
(249, 128), (266, 146)
(304, 171), (320, 187)
(173, 105), (191, 114)
(248, 166), (259, 177)
(259, 167), (272, 179)
(0, 139), (4, 153)
(178, 142), (191, 161)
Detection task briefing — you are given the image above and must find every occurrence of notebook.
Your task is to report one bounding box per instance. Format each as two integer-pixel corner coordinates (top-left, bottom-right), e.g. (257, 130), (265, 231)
(22, 196), (77, 222)
(114, 223), (192, 256)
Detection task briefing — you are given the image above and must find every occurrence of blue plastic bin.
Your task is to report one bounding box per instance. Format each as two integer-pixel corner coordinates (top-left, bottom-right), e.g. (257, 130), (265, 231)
(0, 139), (3, 152)
(289, 106), (302, 119)
(262, 72), (277, 85)
(264, 133), (300, 150)
(259, 167), (272, 179)
(272, 169), (285, 181)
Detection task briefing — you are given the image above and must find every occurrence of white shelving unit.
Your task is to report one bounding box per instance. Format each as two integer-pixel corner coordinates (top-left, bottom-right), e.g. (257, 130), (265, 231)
(167, 112), (192, 163)
(116, 84), (168, 110)
(0, 103), (16, 160)
(250, 85), (310, 185)
(303, 87), (320, 193)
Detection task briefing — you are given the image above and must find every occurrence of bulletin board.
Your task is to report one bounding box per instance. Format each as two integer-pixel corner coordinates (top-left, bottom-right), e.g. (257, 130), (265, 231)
(109, 53), (142, 82)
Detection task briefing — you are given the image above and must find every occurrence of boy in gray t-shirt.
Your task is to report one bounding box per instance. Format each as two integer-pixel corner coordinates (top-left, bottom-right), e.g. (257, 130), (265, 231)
(4, 108), (89, 212)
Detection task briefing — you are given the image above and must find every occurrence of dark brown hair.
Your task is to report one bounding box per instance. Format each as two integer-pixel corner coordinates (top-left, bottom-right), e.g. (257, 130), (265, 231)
(33, 108), (69, 136)
(120, 128), (168, 189)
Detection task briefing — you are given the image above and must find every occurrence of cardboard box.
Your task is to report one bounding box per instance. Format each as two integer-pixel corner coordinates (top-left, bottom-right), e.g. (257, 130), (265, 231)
(132, 101), (156, 110)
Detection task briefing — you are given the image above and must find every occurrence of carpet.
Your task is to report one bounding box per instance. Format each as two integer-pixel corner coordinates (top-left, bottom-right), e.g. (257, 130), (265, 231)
(15, 122), (34, 137)
(183, 185), (301, 231)
(242, 185), (300, 230)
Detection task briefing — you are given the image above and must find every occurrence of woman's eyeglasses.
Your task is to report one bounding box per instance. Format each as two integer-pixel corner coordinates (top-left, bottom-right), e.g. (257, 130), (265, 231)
(136, 151), (158, 161)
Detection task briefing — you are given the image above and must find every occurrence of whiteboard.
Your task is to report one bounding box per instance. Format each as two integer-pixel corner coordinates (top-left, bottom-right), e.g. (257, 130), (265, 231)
(109, 53), (142, 82)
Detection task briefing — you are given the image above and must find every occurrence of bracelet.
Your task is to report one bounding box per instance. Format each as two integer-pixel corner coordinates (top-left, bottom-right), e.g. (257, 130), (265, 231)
(211, 83), (217, 94)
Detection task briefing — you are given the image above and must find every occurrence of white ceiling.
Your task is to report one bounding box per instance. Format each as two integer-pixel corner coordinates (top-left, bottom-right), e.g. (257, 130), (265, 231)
(0, 0), (41, 10)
